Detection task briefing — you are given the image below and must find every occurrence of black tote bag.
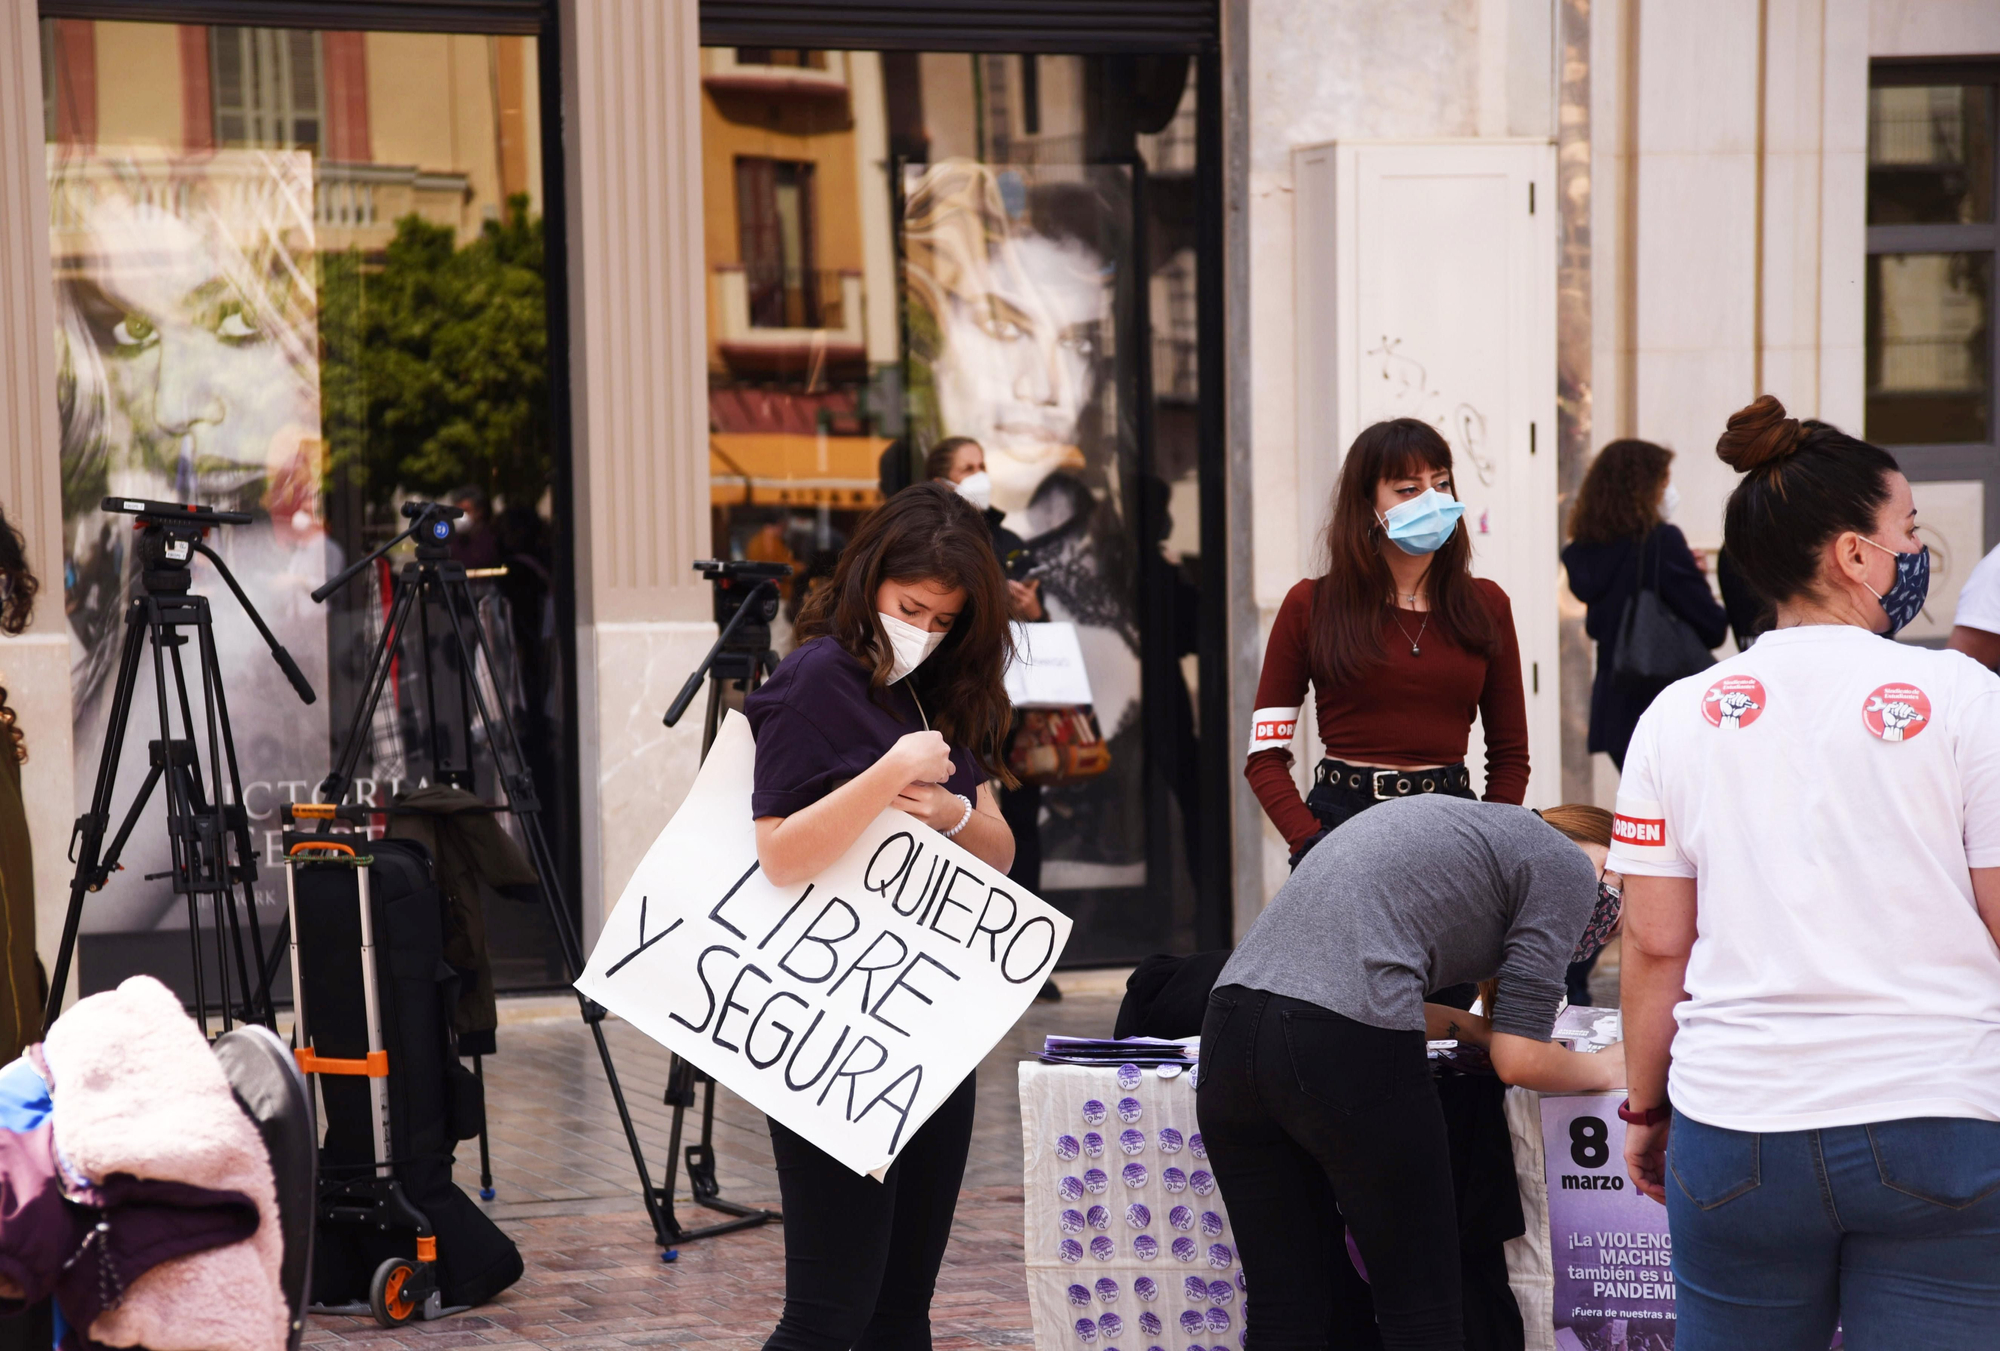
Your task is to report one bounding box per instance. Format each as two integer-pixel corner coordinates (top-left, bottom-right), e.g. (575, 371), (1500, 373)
(1611, 531), (1716, 691)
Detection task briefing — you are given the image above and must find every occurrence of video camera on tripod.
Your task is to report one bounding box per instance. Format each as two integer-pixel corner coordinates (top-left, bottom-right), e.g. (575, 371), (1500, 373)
(662, 559), (791, 732)
(46, 497), (319, 1037)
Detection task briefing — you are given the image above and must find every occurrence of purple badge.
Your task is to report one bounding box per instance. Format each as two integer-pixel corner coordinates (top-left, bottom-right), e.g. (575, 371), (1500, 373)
(1207, 1244), (1234, 1269)
(1076, 1318), (1098, 1343)
(1240, 1332), (1247, 1348)
(1117, 1062), (1142, 1090)
(1172, 1237), (1198, 1262)
(1162, 1167), (1188, 1193)
(1057, 1134), (1081, 1161)
(1120, 1129), (1147, 1155)
(1085, 1168), (1109, 1194)
(1088, 1205), (1110, 1230)
(1235, 1270), (1247, 1291)
(1205, 1309), (1231, 1333)
(1179, 1311), (1206, 1335)
(1060, 1209), (1086, 1234)
(1068, 1284), (1092, 1306)
(1084, 1132), (1106, 1158)
(1168, 1205), (1194, 1230)
(1189, 1133), (1206, 1159)
(1060, 1239), (1085, 1263)
(1190, 1170), (1215, 1196)
(1135, 1278), (1159, 1303)
(1091, 1236), (1117, 1261)
(1158, 1128), (1184, 1154)
(1133, 1235), (1159, 1261)
(1083, 1100), (1108, 1125)
(1101, 1313), (1124, 1338)
(1207, 1280), (1233, 1306)
(1126, 1203), (1152, 1229)
(1139, 1311), (1163, 1335)
(1187, 1063), (1199, 1090)
(1096, 1278), (1120, 1303)
(1183, 1276), (1209, 1302)
(1118, 1097), (1144, 1124)
(1060, 1175), (1085, 1202)
(1200, 1212), (1224, 1237)
(1123, 1163), (1149, 1189)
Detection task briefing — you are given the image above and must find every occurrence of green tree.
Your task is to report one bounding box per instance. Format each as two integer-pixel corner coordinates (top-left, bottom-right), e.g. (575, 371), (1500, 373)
(320, 195), (549, 508)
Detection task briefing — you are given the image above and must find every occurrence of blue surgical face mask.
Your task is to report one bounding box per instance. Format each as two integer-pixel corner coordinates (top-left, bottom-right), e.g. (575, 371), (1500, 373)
(1859, 536), (1930, 637)
(1378, 487), (1466, 556)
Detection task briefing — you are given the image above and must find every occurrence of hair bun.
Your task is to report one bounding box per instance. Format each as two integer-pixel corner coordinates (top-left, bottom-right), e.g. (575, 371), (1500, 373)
(1717, 394), (1805, 472)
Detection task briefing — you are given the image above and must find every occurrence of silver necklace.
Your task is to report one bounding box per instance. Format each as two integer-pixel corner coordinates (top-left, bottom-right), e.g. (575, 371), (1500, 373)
(1390, 608), (1430, 657)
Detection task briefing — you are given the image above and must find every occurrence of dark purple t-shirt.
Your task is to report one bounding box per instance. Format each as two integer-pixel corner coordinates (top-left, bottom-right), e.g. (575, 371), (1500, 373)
(744, 635), (984, 818)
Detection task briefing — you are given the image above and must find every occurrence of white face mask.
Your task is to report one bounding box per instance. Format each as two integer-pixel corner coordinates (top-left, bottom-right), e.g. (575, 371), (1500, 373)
(879, 611), (947, 683)
(954, 470), (993, 513)
(1660, 483), (1681, 522)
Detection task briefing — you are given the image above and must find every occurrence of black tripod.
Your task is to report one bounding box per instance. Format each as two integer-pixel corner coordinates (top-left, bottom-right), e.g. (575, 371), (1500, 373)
(46, 498), (319, 1037)
(651, 558), (791, 1245)
(307, 501), (705, 1257)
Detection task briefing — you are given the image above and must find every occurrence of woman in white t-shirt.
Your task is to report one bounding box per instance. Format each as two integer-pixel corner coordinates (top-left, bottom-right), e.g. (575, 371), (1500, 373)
(1614, 395), (2000, 1350)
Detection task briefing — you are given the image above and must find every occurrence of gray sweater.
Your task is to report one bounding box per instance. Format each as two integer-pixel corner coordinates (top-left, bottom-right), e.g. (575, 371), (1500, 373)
(1217, 797), (1596, 1041)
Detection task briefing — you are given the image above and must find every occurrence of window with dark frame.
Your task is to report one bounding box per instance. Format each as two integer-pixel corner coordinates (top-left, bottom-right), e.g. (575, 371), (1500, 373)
(735, 156), (820, 329)
(210, 25), (324, 152)
(1866, 66), (1997, 449)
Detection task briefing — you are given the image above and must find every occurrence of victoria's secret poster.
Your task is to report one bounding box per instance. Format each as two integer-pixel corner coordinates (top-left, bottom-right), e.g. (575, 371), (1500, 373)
(52, 150), (330, 955)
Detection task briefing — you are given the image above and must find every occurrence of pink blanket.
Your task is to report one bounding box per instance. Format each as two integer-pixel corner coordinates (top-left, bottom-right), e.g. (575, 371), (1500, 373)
(43, 976), (287, 1351)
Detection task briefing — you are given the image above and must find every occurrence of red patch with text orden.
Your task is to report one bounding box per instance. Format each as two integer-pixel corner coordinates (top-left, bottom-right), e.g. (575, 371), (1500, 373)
(1612, 814), (1667, 849)
(1862, 683), (1931, 742)
(1702, 675), (1767, 730)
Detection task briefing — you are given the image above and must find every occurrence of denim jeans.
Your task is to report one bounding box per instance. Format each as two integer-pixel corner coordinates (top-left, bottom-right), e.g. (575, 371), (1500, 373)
(1667, 1110), (2000, 1351)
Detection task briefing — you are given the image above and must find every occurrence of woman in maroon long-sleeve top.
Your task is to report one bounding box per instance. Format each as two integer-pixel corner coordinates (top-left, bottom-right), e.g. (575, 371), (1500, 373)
(1248, 418), (1531, 868)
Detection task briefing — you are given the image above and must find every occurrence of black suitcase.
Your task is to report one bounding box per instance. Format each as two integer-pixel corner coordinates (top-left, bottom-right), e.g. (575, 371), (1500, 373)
(286, 835), (522, 1323)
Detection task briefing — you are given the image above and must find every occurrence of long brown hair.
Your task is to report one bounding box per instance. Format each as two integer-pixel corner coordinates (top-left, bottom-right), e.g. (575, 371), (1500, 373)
(1309, 419), (1496, 687)
(1569, 439), (1673, 544)
(796, 482), (1017, 782)
(0, 506), (37, 765)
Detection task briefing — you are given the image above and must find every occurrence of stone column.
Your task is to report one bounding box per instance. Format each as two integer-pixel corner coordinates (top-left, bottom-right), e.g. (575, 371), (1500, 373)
(560, 0), (715, 942)
(0, 0), (80, 996)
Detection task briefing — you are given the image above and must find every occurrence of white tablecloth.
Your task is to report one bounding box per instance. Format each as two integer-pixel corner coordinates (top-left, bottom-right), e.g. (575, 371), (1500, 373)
(1020, 1061), (1242, 1350)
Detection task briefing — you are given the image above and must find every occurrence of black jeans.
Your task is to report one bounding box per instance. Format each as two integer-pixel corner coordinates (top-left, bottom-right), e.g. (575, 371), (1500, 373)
(762, 1072), (978, 1351)
(1198, 987), (1463, 1351)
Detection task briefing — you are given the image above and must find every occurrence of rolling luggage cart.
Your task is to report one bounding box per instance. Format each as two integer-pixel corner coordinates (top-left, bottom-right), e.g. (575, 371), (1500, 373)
(283, 835), (443, 1327)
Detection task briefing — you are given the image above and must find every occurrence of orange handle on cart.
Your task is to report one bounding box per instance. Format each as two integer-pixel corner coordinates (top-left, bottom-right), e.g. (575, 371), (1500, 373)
(294, 1048), (389, 1077)
(286, 840), (355, 858)
(287, 803), (338, 821)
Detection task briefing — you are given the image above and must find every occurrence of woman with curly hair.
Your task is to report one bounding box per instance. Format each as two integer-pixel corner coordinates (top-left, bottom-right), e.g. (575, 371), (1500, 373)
(0, 504), (43, 1060)
(1562, 439), (1729, 769)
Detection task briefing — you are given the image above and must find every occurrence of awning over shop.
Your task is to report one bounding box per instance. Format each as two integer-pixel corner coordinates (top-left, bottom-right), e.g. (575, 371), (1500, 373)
(709, 432), (890, 508)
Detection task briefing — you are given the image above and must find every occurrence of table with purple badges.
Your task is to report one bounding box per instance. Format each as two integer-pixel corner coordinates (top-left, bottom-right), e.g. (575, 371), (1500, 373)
(1019, 1054), (1242, 1351)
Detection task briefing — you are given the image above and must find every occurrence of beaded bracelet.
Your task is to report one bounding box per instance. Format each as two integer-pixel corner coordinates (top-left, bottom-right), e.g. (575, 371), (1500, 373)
(943, 793), (974, 839)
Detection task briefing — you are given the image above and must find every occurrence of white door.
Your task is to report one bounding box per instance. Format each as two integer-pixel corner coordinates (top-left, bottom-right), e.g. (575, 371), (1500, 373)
(1294, 139), (1560, 803)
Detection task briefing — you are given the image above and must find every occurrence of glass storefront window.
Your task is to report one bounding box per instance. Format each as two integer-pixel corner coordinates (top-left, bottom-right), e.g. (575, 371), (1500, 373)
(1866, 252), (1994, 445)
(42, 19), (568, 993)
(1868, 85), (1995, 225)
(701, 48), (1207, 961)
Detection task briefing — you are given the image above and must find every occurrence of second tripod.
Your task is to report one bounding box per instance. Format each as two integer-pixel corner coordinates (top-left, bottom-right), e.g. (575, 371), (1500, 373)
(653, 558), (791, 1245)
(308, 501), (689, 1256)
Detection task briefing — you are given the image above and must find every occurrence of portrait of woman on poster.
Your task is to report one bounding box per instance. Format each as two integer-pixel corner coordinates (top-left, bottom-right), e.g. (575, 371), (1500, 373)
(903, 157), (1149, 893)
(50, 151), (328, 935)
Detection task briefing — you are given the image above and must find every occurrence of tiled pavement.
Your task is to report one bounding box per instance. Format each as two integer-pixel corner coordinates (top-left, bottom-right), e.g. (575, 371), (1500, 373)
(302, 973), (1133, 1350)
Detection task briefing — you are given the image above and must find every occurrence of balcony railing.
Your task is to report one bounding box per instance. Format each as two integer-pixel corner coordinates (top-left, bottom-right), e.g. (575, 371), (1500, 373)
(714, 266), (865, 373)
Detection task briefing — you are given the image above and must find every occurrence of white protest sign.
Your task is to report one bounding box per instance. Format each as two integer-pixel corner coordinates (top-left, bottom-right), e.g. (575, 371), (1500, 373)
(1004, 621), (1096, 708)
(577, 710), (1073, 1178)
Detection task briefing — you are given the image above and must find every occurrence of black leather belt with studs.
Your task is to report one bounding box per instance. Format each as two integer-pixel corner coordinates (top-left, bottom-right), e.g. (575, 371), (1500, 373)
(1314, 758), (1473, 801)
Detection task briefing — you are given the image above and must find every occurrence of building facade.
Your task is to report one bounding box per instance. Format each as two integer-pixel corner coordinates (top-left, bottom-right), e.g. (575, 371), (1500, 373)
(0, 0), (1995, 1003)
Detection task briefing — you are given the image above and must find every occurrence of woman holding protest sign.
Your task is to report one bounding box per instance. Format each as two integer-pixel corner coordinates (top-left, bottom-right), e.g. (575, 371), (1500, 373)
(745, 481), (1016, 1351)
(1197, 798), (1627, 1350)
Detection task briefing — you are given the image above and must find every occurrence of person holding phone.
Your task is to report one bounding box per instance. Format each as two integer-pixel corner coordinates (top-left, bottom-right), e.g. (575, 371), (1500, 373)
(744, 482), (1017, 1351)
